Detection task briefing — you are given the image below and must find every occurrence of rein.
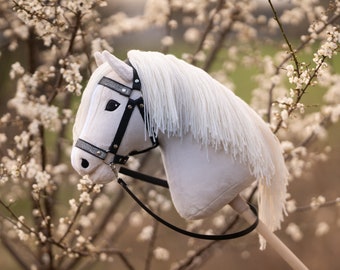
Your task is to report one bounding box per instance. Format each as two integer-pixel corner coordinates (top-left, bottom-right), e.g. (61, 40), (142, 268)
(118, 167), (259, 240)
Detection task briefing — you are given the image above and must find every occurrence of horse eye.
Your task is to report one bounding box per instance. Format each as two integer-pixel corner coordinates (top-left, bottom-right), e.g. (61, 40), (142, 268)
(105, 99), (120, 111)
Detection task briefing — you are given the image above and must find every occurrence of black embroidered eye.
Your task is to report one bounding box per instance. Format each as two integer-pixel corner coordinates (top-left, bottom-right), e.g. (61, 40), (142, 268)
(105, 99), (120, 111)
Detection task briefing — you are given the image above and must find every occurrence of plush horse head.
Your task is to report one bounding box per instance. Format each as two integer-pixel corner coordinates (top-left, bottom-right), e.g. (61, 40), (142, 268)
(71, 50), (288, 238)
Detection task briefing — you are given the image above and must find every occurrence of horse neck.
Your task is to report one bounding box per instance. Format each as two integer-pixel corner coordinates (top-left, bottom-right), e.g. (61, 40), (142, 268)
(156, 132), (246, 177)
(155, 131), (254, 220)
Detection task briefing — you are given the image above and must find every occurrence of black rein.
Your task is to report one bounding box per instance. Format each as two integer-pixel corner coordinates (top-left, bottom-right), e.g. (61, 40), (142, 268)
(118, 167), (259, 241)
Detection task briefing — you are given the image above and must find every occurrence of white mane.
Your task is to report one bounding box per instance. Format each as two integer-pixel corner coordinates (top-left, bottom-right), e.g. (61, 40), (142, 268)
(128, 50), (288, 239)
(129, 50), (274, 182)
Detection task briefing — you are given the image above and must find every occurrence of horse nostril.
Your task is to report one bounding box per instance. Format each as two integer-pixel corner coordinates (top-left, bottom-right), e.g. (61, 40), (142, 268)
(81, 158), (89, 169)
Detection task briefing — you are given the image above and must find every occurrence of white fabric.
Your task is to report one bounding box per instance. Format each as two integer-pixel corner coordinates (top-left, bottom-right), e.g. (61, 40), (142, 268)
(71, 51), (289, 249)
(159, 133), (253, 219)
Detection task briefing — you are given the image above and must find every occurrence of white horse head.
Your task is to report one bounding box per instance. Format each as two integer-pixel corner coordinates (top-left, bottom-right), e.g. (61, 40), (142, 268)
(71, 50), (288, 240)
(71, 51), (155, 183)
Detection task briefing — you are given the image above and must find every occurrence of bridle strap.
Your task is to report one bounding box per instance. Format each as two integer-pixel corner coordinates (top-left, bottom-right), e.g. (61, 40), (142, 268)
(118, 167), (259, 240)
(109, 97), (144, 164)
(120, 167), (169, 188)
(98, 77), (133, 96)
(75, 139), (108, 160)
(76, 64), (158, 165)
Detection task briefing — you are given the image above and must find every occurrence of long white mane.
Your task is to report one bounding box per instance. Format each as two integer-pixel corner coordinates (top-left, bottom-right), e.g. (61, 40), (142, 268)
(128, 50), (288, 239)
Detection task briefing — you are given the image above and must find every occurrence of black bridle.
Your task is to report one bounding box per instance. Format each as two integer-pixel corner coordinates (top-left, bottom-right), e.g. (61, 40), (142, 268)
(75, 66), (158, 165)
(75, 64), (258, 240)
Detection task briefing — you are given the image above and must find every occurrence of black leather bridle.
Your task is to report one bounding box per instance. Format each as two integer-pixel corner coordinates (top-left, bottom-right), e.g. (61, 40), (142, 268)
(75, 66), (158, 165)
(75, 64), (258, 240)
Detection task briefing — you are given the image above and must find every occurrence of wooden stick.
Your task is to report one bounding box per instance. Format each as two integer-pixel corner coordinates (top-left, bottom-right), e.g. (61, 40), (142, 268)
(230, 195), (309, 270)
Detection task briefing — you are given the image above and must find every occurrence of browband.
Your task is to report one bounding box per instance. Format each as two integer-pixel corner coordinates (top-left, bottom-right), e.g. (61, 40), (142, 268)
(98, 77), (132, 97)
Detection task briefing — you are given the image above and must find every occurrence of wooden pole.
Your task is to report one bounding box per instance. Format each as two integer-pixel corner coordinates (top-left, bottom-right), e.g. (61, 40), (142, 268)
(230, 195), (309, 270)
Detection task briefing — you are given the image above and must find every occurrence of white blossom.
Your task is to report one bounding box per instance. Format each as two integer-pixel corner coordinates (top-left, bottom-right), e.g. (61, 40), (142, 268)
(138, 225), (154, 242)
(34, 171), (51, 190)
(9, 62), (25, 79)
(286, 223), (303, 242)
(62, 61), (83, 95)
(79, 192), (92, 205)
(69, 199), (78, 213)
(315, 222), (330, 237)
(286, 199), (297, 213)
(17, 229), (29, 241)
(153, 246), (170, 261)
(161, 35), (174, 47)
(129, 211), (143, 227)
(184, 28), (200, 43)
(39, 232), (47, 243)
(310, 196), (326, 210)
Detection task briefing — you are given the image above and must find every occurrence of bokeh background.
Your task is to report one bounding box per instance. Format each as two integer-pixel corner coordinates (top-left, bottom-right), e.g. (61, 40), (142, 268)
(0, 0), (339, 269)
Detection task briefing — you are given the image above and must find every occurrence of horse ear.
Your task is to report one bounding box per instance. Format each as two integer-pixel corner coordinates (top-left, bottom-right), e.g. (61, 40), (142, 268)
(102, 50), (133, 82)
(94, 51), (105, 66)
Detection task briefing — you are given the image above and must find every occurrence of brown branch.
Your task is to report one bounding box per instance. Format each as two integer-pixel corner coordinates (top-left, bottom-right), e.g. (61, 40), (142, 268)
(202, 7), (240, 72)
(190, 0), (226, 66)
(161, 0), (174, 54)
(0, 201), (133, 270)
(0, 234), (33, 270)
(117, 252), (135, 270)
(57, 191), (92, 244)
(268, 0), (300, 75)
(47, 10), (83, 105)
(62, 188), (126, 270)
(295, 198), (340, 212)
(91, 188), (125, 242)
(299, 114), (331, 148)
(144, 209), (159, 270)
(0, 199), (36, 234)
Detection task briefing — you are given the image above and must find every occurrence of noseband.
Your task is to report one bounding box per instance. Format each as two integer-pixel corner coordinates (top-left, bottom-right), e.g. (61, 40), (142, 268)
(75, 65), (158, 165)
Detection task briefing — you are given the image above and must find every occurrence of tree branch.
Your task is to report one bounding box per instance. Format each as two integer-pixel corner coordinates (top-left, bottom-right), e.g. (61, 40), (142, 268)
(268, 0), (300, 75)
(190, 0), (226, 66)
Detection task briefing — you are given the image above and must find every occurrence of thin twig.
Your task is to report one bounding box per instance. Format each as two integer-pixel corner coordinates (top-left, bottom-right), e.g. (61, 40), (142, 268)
(190, 0), (226, 66)
(63, 188), (126, 270)
(273, 55), (327, 134)
(57, 185), (95, 244)
(295, 198), (340, 212)
(202, 7), (239, 72)
(47, 10), (83, 105)
(161, 0), (173, 54)
(0, 234), (33, 270)
(268, 0), (300, 75)
(144, 213), (159, 270)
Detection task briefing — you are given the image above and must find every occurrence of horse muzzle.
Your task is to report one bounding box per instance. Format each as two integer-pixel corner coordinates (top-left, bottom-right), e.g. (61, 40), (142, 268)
(71, 146), (119, 184)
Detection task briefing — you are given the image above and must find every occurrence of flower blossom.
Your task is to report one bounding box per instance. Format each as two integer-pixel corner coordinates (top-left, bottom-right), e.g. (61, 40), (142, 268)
(153, 246), (170, 261)
(138, 225), (154, 241)
(286, 223), (303, 242)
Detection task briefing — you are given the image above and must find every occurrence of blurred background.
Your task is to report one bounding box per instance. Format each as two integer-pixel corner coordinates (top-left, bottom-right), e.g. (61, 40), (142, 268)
(0, 0), (339, 269)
